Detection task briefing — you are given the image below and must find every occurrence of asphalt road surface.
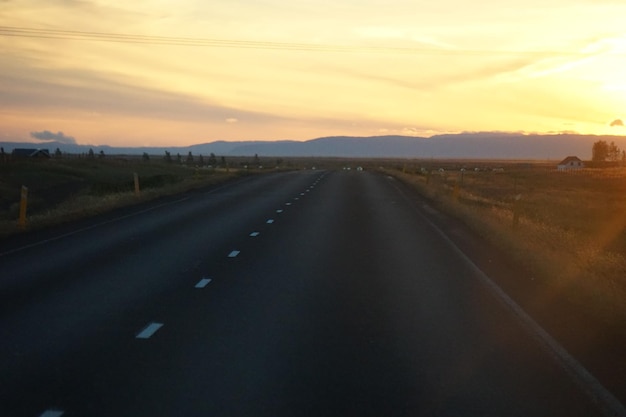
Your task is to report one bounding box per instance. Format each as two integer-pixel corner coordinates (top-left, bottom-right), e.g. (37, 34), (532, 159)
(1, 169), (623, 416)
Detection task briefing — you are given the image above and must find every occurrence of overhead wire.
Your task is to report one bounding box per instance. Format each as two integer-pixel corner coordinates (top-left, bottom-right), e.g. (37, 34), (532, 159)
(0, 25), (562, 56)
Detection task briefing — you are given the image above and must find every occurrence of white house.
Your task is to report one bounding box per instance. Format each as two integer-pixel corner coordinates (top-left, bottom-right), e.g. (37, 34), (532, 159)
(557, 156), (584, 171)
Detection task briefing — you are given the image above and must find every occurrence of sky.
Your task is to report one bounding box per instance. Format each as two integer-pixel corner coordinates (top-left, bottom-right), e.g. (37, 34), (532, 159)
(1, 0), (626, 147)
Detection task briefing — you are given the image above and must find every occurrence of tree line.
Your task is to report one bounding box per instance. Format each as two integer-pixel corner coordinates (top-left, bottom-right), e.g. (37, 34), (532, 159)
(160, 151), (223, 166)
(592, 140), (625, 163)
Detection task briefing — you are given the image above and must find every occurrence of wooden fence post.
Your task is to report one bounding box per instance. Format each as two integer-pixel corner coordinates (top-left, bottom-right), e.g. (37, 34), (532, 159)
(133, 172), (140, 196)
(513, 194), (522, 228)
(18, 186), (28, 229)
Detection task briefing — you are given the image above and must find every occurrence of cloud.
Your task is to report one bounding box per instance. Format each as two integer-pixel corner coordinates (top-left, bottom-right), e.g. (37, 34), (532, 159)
(610, 119), (624, 127)
(0, 57), (282, 126)
(30, 130), (77, 144)
(330, 57), (536, 93)
(226, 118), (238, 123)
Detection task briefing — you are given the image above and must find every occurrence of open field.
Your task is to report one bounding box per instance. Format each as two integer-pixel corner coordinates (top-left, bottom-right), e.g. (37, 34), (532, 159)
(0, 156), (245, 237)
(385, 160), (626, 332)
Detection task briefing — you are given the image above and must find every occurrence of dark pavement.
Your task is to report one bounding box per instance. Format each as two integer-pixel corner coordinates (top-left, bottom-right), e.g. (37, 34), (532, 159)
(0, 170), (622, 416)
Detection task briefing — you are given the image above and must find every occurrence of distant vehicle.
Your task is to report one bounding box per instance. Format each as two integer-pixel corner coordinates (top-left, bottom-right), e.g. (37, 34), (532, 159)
(356, 166), (363, 171)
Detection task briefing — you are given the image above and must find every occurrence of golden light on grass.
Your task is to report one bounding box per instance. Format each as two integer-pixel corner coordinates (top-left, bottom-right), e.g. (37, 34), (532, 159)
(388, 165), (626, 328)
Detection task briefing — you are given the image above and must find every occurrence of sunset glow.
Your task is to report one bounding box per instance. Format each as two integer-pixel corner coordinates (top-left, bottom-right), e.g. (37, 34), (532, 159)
(2, 0), (626, 146)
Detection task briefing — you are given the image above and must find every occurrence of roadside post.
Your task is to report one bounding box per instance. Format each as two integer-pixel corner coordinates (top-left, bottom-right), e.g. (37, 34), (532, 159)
(513, 194), (522, 228)
(18, 186), (28, 229)
(133, 172), (140, 196)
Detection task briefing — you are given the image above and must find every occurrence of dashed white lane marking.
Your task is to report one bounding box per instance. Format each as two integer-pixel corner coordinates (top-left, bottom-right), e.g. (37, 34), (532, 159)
(40, 410), (64, 417)
(300, 193), (305, 196)
(276, 209), (283, 213)
(285, 202), (292, 206)
(136, 322), (164, 339)
(195, 278), (212, 288)
(0, 175), (257, 258)
(228, 250), (240, 258)
(0, 197), (190, 258)
(266, 219), (275, 224)
(294, 197), (299, 200)
(250, 232), (260, 237)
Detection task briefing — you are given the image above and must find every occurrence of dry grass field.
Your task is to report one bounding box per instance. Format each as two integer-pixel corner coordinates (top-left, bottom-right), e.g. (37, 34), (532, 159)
(0, 154), (342, 238)
(387, 161), (626, 330)
(0, 156), (245, 237)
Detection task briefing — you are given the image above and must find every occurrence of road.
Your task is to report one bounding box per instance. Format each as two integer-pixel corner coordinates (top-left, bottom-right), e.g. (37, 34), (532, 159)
(0, 169), (623, 416)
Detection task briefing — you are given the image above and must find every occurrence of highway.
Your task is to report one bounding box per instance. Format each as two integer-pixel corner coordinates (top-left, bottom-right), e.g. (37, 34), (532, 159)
(0, 169), (623, 416)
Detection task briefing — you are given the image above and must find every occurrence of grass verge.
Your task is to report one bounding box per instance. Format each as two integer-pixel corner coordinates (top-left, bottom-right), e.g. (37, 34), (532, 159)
(0, 159), (247, 238)
(385, 167), (626, 331)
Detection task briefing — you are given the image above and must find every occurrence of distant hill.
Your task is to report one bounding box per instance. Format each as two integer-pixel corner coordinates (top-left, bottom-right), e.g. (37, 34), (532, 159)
(2, 133), (626, 159)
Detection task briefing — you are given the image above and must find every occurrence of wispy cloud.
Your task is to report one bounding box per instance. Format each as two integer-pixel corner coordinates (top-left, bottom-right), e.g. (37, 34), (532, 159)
(512, 36), (626, 80)
(354, 26), (457, 50)
(327, 56), (537, 92)
(0, 57), (279, 124)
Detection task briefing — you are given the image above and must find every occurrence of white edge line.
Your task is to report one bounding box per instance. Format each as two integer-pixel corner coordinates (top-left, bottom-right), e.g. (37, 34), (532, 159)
(136, 322), (164, 339)
(39, 410), (64, 417)
(392, 181), (626, 417)
(195, 278), (212, 288)
(0, 197), (190, 258)
(0, 175), (255, 258)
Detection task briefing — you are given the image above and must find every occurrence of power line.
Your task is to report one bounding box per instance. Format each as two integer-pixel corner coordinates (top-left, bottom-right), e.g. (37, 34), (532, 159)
(0, 25), (581, 56)
(0, 26), (341, 51)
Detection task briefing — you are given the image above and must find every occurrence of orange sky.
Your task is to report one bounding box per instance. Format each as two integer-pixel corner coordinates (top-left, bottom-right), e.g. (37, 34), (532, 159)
(1, 0), (626, 146)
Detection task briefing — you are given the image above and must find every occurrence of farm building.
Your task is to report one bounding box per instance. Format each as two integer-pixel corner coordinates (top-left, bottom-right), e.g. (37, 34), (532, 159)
(557, 156), (584, 171)
(11, 148), (51, 159)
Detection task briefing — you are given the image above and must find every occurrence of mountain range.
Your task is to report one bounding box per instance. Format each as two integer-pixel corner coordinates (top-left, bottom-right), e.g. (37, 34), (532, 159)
(3, 132), (626, 160)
